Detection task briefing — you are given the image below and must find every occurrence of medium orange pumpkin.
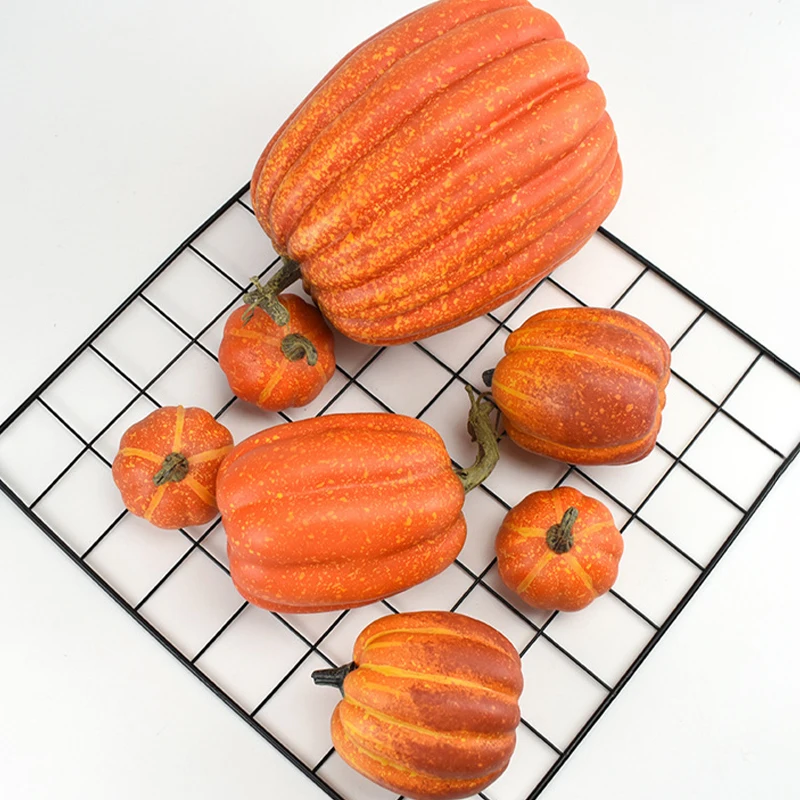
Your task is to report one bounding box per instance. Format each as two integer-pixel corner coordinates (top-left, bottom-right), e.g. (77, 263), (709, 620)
(496, 486), (623, 611)
(489, 307), (671, 464)
(112, 406), (233, 529)
(312, 611), (523, 800)
(248, 0), (621, 345)
(215, 390), (498, 612)
(218, 293), (335, 412)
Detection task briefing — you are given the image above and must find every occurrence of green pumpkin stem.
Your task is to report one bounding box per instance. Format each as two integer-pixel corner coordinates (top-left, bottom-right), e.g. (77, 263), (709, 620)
(546, 507), (579, 554)
(242, 257), (302, 326)
(153, 452), (189, 486)
(281, 333), (318, 366)
(311, 662), (357, 696)
(455, 385), (501, 494)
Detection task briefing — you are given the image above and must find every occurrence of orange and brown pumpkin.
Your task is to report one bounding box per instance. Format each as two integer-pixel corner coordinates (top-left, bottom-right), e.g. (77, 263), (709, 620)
(112, 406), (233, 529)
(312, 611), (524, 800)
(218, 293), (335, 412)
(489, 307), (671, 465)
(496, 486), (623, 611)
(216, 390), (498, 612)
(248, 0), (621, 345)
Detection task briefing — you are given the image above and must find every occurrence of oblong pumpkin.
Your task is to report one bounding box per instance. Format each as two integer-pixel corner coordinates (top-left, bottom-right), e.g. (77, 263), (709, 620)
(251, 0), (622, 345)
(496, 486), (624, 611)
(312, 611), (524, 800)
(216, 400), (497, 612)
(491, 307), (671, 465)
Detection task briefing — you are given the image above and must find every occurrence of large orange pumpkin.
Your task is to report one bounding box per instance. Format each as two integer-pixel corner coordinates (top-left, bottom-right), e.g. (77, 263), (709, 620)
(215, 390), (498, 612)
(490, 307), (671, 464)
(249, 0), (621, 345)
(112, 406), (233, 529)
(496, 486), (623, 611)
(312, 611), (523, 800)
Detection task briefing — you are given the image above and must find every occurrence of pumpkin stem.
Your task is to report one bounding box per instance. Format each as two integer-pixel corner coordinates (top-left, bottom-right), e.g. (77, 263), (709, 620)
(455, 385), (501, 494)
(281, 333), (318, 366)
(153, 452), (189, 485)
(242, 257), (302, 326)
(482, 368), (495, 387)
(546, 507), (579, 554)
(311, 662), (357, 696)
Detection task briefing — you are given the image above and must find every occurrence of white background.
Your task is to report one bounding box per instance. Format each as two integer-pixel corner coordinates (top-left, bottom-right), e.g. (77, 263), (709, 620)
(1, 1), (799, 798)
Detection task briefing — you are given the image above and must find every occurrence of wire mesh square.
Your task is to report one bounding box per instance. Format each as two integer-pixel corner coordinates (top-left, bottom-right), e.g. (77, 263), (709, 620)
(1, 184), (799, 800)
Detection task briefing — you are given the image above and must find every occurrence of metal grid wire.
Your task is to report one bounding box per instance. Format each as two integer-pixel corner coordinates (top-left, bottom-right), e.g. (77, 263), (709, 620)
(2, 183), (799, 800)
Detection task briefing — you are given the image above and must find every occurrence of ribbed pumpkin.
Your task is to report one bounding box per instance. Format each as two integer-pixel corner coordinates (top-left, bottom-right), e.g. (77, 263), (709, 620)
(490, 307), (671, 464)
(496, 486), (624, 611)
(249, 0), (622, 345)
(215, 392), (498, 612)
(312, 611), (523, 800)
(218, 294), (336, 412)
(112, 406), (233, 529)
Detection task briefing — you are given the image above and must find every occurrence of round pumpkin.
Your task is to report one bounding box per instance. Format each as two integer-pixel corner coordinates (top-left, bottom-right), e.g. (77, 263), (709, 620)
(489, 307), (671, 465)
(249, 0), (621, 345)
(216, 390), (498, 612)
(218, 293), (336, 412)
(112, 406), (233, 529)
(496, 486), (623, 611)
(312, 611), (523, 800)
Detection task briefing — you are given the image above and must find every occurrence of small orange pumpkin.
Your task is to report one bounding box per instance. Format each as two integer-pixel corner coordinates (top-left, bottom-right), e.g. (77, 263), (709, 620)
(495, 486), (623, 611)
(490, 307), (670, 465)
(111, 405), (233, 529)
(216, 389), (498, 612)
(312, 611), (523, 800)
(218, 293), (335, 411)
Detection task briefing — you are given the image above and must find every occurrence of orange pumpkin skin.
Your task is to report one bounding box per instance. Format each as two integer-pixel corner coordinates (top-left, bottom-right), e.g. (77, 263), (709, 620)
(496, 486), (623, 611)
(112, 406), (233, 529)
(492, 307), (671, 465)
(251, 0), (621, 345)
(216, 415), (467, 612)
(218, 294), (336, 411)
(322, 611), (523, 800)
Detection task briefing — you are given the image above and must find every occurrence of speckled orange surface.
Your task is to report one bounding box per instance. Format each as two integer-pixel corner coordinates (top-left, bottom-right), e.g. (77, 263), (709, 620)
(251, 0), (622, 345)
(493, 307), (671, 464)
(218, 294), (336, 411)
(111, 406), (233, 529)
(216, 414), (467, 612)
(495, 485), (624, 611)
(329, 611), (523, 799)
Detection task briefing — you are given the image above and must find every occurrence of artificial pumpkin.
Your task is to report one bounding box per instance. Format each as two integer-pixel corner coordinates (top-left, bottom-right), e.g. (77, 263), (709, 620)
(248, 0), (622, 345)
(218, 292), (336, 412)
(488, 307), (671, 464)
(312, 611), (524, 800)
(215, 389), (498, 612)
(496, 486), (623, 611)
(112, 406), (233, 529)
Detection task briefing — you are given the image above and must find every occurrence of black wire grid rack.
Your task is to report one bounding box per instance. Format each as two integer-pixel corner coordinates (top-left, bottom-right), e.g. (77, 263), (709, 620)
(2, 183), (799, 800)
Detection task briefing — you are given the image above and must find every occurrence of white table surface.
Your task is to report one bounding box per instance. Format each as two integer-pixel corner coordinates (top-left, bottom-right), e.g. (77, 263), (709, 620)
(2, 1), (799, 798)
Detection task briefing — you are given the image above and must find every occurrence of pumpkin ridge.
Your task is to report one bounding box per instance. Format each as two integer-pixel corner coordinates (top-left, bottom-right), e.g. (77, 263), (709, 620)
(118, 447), (162, 465)
(515, 550), (555, 594)
(312, 109), (614, 313)
(224, 327), (284, 348)
(294, 63), (596, 275)
(274, 4), (563, 248)
(186, 445), (233, 465)
(361, 626), (514, 660)
(256, 358), (289, 406)
(563, 553), (598, 598)
(143, 484), (167, 522)
(172, 405), (185, 452)
(343, 697), (509, 742)
(183, 475), (216, 509)
(359, 664), (514, 698)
